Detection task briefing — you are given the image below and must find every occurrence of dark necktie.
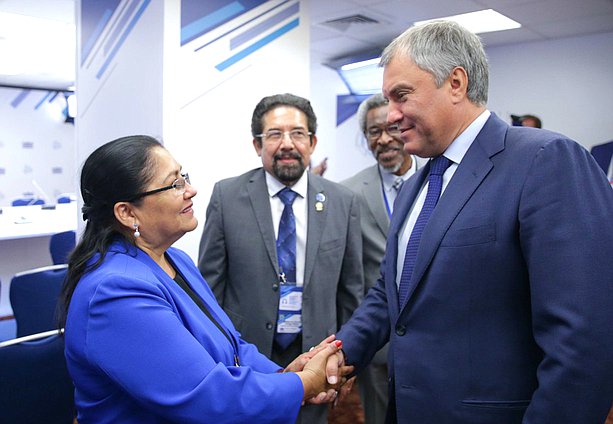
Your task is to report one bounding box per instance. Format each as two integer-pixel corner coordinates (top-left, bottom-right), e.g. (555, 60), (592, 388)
(274, 187), (301, 350)
(398, 156), (452, 306)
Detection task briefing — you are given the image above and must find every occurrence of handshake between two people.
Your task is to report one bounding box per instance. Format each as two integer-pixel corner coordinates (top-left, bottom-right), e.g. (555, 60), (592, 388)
(284, 335), (354, 406)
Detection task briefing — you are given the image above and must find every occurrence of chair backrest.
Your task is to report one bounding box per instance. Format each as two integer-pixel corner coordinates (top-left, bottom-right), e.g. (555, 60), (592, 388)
(12, 198), (45, 206)
(0, 331), (75, 423)
(57, 196), (72, 204)
(10, 264), (68, 338)
(50, 230), (76, 265)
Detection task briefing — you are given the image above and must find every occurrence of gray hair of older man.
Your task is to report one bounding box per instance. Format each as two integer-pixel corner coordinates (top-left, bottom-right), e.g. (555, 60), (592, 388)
(380, 20), (489, 106)
(356, 93), (389, 136)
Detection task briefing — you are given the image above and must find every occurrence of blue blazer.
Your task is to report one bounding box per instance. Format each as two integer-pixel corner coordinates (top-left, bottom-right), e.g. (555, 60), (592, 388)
(337, 114), (613, 423)
(65, 240), (303, 424)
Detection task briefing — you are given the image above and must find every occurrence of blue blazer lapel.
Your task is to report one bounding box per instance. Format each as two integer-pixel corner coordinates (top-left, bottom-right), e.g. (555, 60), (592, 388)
(248, 169), (279, 275)
(399, 114), (507, 310)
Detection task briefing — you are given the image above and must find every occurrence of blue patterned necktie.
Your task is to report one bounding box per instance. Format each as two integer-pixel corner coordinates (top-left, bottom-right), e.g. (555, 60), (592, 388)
(398, 156), (452, 306)
(275, 187), (300, 350)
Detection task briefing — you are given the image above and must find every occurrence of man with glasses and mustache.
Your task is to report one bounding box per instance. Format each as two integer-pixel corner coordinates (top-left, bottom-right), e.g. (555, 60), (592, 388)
(341, 93), (424, 424)
(198, 93), (363, 424)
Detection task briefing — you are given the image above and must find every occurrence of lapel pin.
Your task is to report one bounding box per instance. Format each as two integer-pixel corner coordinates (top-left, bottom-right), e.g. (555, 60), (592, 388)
(315, 192), (326, 212)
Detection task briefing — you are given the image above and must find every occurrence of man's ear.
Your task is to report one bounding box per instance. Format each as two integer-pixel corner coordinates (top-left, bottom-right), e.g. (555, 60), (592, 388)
(253, 138), (262, 157)
(448, 66), (469, 103)
(114, 201), (136, 231)
(309, 134), (318, 152)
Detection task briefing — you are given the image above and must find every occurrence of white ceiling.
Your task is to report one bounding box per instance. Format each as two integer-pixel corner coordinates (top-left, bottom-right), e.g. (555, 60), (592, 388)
(1, 0), (612, 90)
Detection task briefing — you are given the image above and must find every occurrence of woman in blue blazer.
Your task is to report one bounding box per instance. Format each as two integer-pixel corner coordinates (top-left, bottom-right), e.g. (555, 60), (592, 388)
(59, 135), (347, 424)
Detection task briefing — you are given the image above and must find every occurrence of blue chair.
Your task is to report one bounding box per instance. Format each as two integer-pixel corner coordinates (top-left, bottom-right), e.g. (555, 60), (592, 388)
(57, 196), (73, 204)
(12, 198), (45, 206)
(50, 230), (76, 265)
(0, 330), (75, 424)
(10, 265), (67, 338)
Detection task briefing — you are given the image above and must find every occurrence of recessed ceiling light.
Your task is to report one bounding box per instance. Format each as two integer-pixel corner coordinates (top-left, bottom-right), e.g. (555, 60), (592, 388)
(414, 9), (521, 34)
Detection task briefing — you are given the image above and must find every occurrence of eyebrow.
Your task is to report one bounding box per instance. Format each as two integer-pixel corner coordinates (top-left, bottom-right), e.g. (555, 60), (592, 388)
(161, 166), (182, 183)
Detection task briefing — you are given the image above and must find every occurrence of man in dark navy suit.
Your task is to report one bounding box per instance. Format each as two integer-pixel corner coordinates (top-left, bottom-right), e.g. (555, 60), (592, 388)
(332, 21), (613, 423)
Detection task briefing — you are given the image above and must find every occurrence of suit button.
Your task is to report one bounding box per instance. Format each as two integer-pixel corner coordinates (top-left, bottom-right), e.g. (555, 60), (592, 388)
(266, 322), (273, 330)
(272, 283), (279, 291)
(395, 324), (406, 336)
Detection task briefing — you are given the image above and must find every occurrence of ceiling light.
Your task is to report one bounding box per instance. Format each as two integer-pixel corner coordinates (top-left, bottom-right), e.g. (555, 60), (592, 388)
(0, 11), (75, 81)
(414, 9), (521, 34)
(341, 57), (380, 71)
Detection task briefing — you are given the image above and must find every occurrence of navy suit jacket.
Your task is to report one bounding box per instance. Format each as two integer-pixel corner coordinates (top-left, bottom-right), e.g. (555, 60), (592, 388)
(337, 113), (613, 423)
(65, 240), (303, 424)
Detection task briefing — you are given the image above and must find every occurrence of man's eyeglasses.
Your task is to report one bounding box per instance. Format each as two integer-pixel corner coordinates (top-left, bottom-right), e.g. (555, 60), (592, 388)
(129, 173), (190, 201)
(366, 124), (401, 141)
(256, 129), (312, 144)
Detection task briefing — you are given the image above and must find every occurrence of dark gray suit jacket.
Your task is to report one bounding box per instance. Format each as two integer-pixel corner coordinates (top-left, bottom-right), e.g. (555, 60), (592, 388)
(198, 168), (364, 358)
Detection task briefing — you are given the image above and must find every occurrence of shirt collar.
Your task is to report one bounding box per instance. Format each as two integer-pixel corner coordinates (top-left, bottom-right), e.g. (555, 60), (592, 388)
(442, 110), (490, 165)
(265, 169), (308, 199)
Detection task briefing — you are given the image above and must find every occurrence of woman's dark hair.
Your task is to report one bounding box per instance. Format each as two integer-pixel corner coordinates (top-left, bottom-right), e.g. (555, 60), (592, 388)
(58, 135), (162, 327)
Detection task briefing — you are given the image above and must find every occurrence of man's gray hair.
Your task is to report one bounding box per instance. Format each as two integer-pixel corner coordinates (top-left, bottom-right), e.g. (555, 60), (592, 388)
(380, 20), (489, 106)
(356, 93), (388, 135)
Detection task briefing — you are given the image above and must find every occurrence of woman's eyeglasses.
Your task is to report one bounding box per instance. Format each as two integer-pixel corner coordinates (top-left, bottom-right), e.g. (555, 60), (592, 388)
(129, 173), (190, 201)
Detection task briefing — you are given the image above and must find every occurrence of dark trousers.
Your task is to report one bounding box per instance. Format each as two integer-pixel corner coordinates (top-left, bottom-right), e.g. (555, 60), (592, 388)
(271, 334), (328, 424)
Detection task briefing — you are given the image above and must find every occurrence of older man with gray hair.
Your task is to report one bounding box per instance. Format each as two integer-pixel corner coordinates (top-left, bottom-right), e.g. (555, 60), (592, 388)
(332, 20), (613, 423)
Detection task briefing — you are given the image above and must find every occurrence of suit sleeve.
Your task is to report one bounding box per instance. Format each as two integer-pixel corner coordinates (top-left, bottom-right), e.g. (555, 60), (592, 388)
(336, 192), (365, 328)
(198, 182), (227, 304)
(336, 264), (391, 374)
(519, 138), (613, 423)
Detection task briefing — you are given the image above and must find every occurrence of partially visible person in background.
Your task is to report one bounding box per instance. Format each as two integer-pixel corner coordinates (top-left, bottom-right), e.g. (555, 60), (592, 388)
(310, 157), (328, 176)
(60, 135), (350, 424)
(590, 139), (613, 185)
(510, 114), (542, 128)
(520, 114), (542, 128)
(340, 93), (423, 424)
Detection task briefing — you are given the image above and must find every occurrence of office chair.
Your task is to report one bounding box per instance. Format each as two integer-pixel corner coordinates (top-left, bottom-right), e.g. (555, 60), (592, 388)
(50, 230), (76, 265)
(0, 329), (75, 424)
(10, 264), (68, 338)
(11, 198), (45, 206)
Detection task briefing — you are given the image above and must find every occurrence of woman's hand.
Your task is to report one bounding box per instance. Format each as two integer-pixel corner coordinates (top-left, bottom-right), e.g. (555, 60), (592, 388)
(296, 340), (354, 404)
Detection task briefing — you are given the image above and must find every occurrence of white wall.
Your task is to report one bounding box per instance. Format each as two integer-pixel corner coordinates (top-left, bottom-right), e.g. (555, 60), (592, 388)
(487, 32), (613, 150)
(310, 31), (613, 182)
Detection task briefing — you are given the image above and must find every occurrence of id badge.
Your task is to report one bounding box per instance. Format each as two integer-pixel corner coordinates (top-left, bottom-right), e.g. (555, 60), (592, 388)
(277, 285), (302, 333)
